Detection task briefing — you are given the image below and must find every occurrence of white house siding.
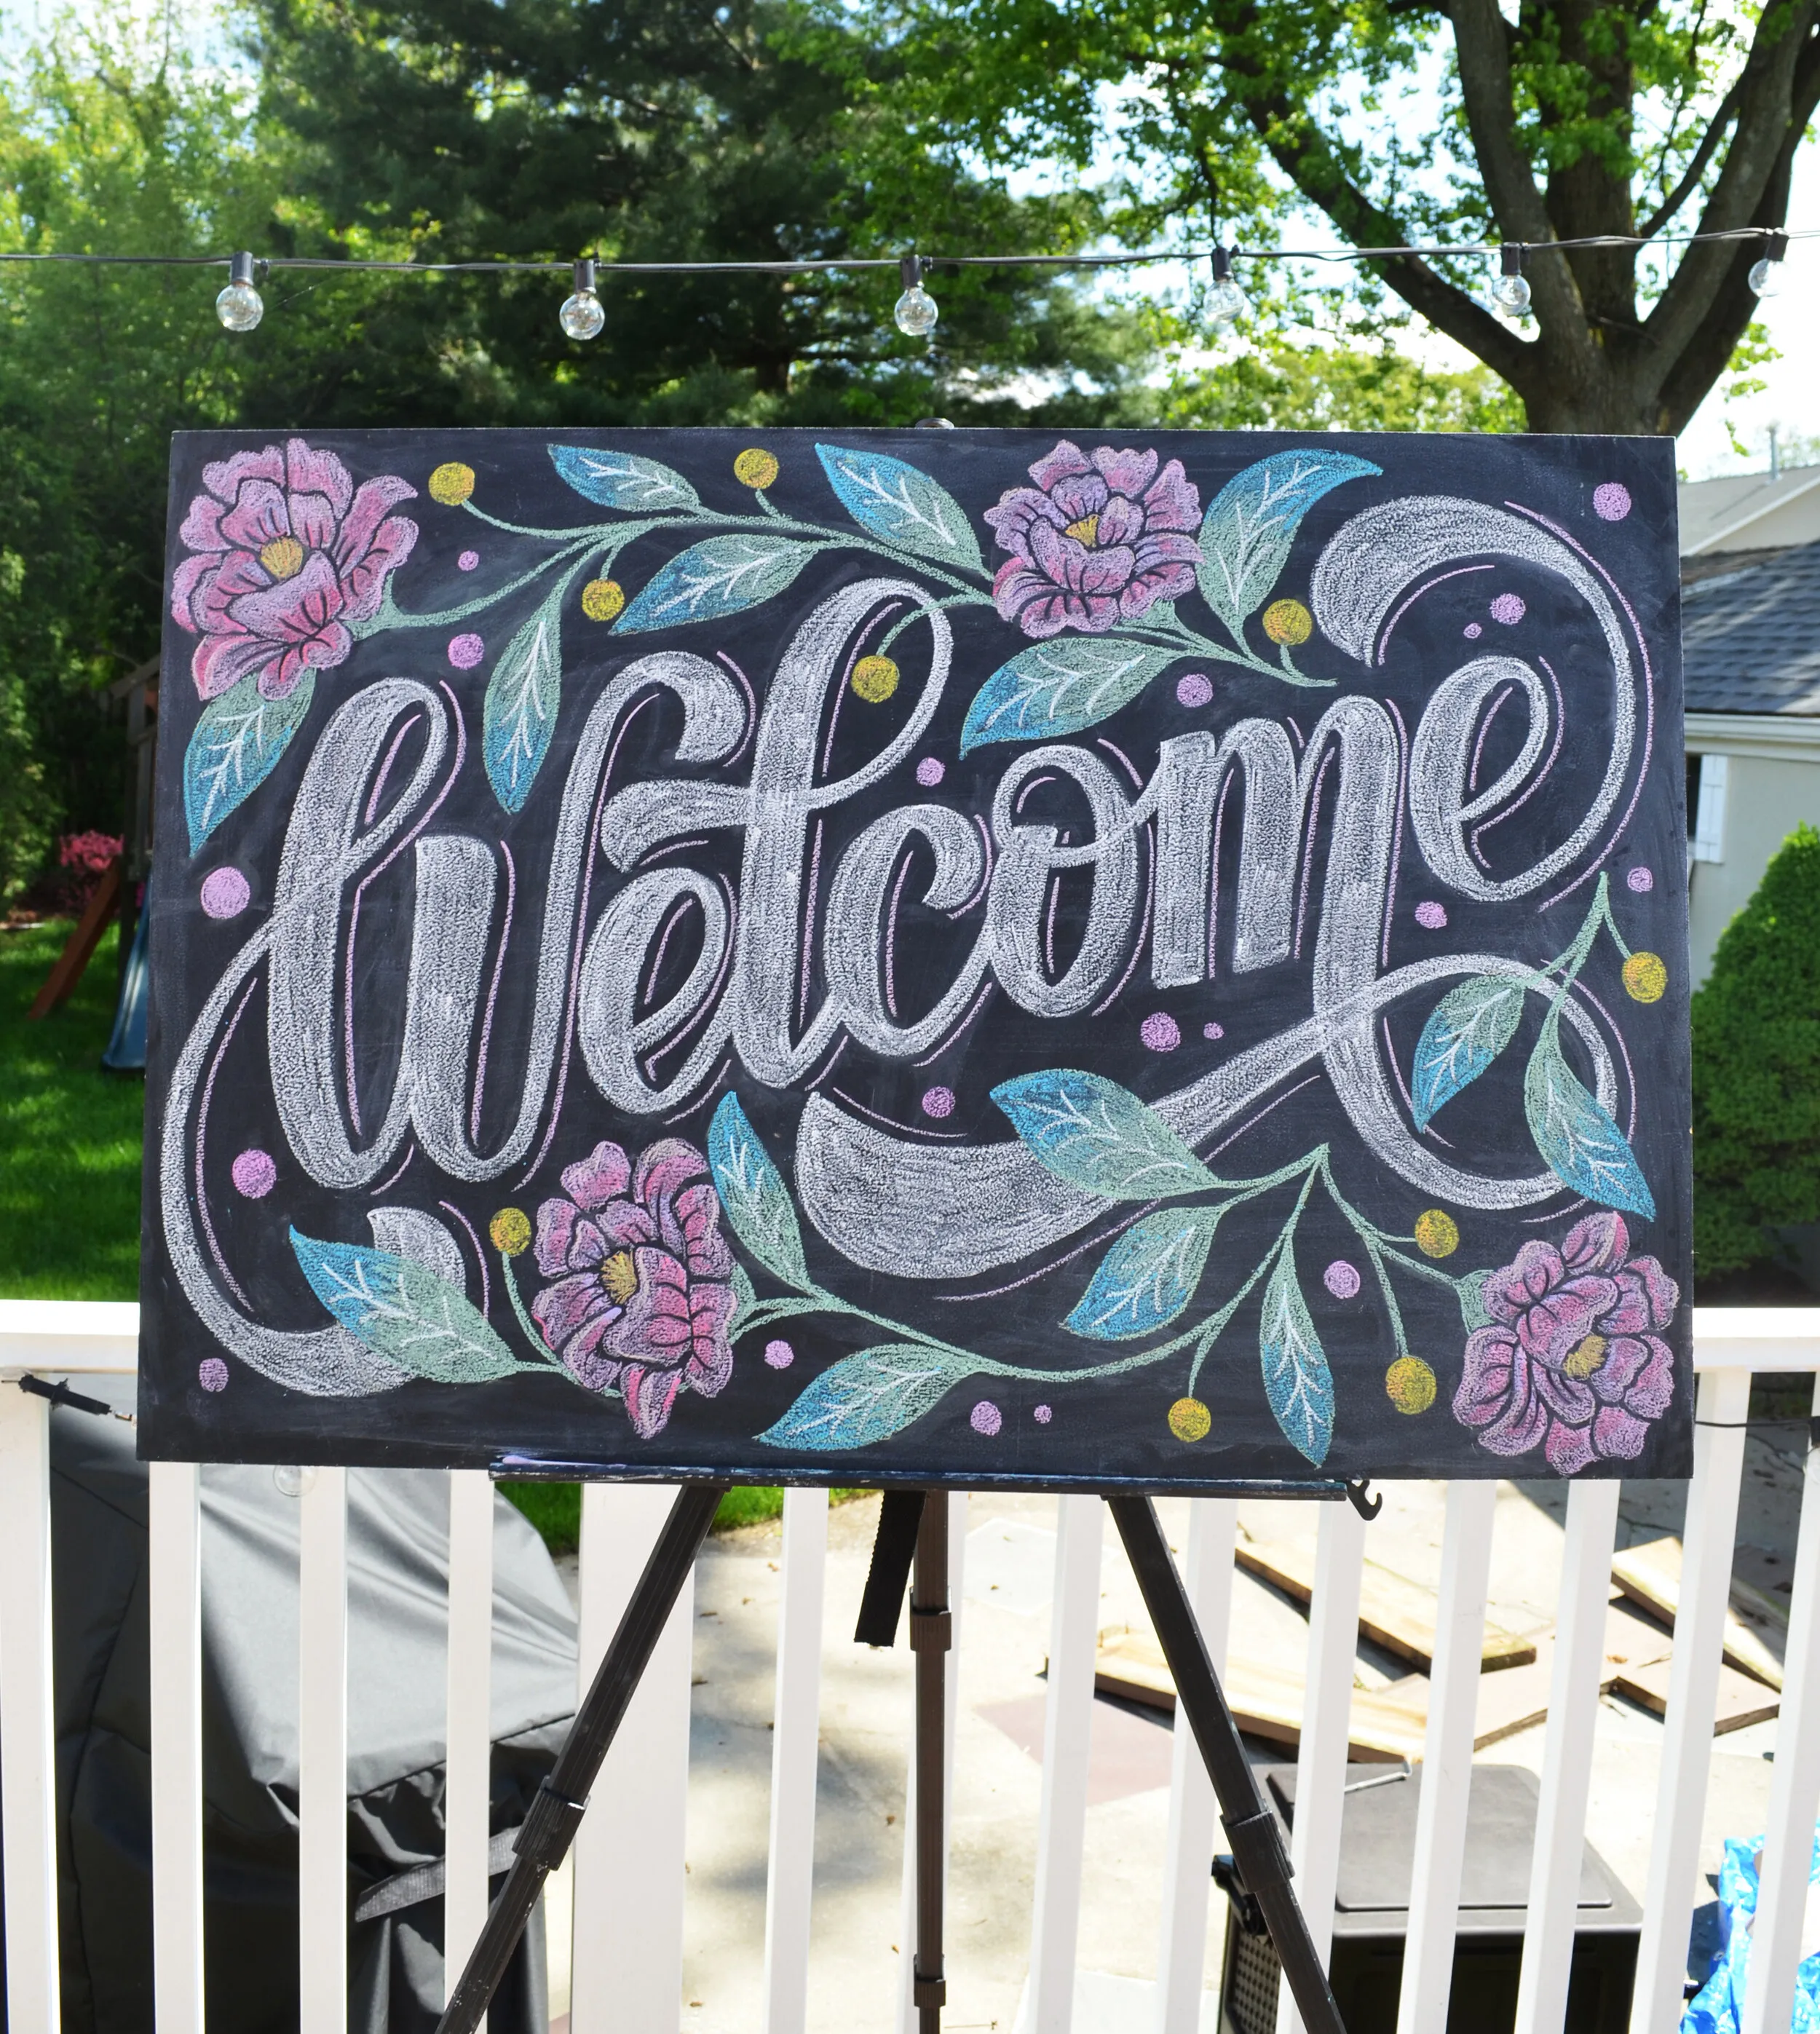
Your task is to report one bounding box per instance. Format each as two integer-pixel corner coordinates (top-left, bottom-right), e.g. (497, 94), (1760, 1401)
(1684, 712), (1820, 983)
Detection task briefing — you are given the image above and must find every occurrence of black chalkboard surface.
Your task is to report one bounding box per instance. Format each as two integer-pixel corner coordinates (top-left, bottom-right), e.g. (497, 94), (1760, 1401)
(139, 429), (1692, 1485)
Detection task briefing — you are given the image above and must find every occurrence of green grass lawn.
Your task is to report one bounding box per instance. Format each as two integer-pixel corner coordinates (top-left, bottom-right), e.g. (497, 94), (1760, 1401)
(0, 921), (145, 1300)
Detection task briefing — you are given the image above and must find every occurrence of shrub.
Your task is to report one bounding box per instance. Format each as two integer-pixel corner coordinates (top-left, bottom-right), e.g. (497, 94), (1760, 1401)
(1691, 823), (1820, 1275)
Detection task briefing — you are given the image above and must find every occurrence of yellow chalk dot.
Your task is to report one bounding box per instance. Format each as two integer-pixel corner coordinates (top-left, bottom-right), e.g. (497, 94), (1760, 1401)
(429, 461), (475, 506)
(490, 1208), (531, 1256)
(1168, 1396), (1212, 1442)
(581, 578), (625, 622)
(1385, 1356), (1437, 1414)
(733, 447), (780, 489)
(852, 654), (899, 703)
(1414, 1208), (1459, 1259)
(1262, 598), (1313, 646)
(1623, 951), (1666, 1003)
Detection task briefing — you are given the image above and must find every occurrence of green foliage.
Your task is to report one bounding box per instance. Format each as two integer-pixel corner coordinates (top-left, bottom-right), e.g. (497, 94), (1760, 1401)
(0, 922), (145, 1299)
(499, 1479), (864, 1555)
(1692, 826), (1820, 1275)
(1160, 345), (1527, 435)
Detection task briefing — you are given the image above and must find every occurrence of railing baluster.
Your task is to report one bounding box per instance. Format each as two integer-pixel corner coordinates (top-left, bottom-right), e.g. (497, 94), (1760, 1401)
(1154, 1497), (1237, 2034)
(1024, 1494), (1105, 2034)
(1397, 1479), (1495, 2034)
(761, 1487), (828, 2034)
(1514, 1476), (1621, 2034)
(298, 1467), (349, 2034)
(150, 1459), (205, 2034)
(1738, 1374), (1820, 2034)
(895, 1492), (968, 2034)
(569, 1482), (694, 2033)
(1276, 1500), (1366, 2034)
(0, 1377), (60, 2034)
(444, 1471), (495, 2011)
(1629, 1366), (1752, 2033)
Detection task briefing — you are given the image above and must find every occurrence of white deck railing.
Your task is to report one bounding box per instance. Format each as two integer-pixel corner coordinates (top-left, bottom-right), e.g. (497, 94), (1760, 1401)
(2, 1301), (1818, 2034)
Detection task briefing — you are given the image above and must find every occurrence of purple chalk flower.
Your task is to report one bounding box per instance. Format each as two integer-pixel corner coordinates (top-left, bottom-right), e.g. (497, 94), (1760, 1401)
(922, 1086), (956, 1119)
(764, 1339), (794, 1370)
(1324, 1260), (1361, 1299)
(1176, 672), (1214, 708)
(971, 1400), (1003, 1436)
(198, 1358), (229, 1393)
(458, 549), (480, 571)
(1490, 593), (1527, 626)
(232, 1149), (276, 1198)
(448, 632), (486, 669)
(1141, 1012), (1181, 1052)
(1594, 483), (1631, 522)
(1415, 901), (1448, 930)
(1034, 1404), (1053, 1424)
(1463, 622), (1483, 639)
(1203, 1021), (1224, 1042)
(200, 866), (250, 919)
(1627, 866), (1654, 893)
(916, 757), (946, 787)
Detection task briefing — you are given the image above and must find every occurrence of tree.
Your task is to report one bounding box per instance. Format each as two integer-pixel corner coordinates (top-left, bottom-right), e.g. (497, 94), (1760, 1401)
(1691, 824), (1820, 1275)
(887, 0), (1820, 432)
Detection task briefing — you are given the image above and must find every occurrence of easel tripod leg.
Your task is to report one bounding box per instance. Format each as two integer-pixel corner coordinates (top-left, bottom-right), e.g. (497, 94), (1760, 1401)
(911, 1492), (951, 2033)
(435, 1480), (729, 2034)
(1107, 1494), (1348, 2034)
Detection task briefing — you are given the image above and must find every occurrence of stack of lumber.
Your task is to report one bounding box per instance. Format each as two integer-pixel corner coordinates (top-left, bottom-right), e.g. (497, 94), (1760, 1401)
(1091, 1528), (1783, 1760)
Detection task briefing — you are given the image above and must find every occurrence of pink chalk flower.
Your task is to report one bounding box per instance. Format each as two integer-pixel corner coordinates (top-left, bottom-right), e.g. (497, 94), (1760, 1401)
(531, 1139), (736, 1439)
(171, 440), (418, 702)
(1454, 1212), (1677, 1475)
(984, 443), (1202, 638)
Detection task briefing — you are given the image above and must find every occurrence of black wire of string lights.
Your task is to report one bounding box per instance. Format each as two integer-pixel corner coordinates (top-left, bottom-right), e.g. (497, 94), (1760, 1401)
(4, 225), (1803, 339)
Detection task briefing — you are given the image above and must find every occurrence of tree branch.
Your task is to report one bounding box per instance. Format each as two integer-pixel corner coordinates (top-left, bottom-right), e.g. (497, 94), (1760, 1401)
(1637, 70), (1741, 237)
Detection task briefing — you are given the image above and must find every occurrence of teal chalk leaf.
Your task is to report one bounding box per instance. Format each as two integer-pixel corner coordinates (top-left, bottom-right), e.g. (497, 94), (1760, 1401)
(289, 1230), (519, 1382)
(758, 1344), (968, 1451)
(815, 444), (984, 571)
(1411, 976), (1526, 1129)
(729, 1262), (759, 1334)
(1522, 1025), (1656, 1216)
(1196, 449), (1380, 641)
(708, 1093), (812, 1289)
(482, 598), (563, 812)
(547, 444), (700, 513)
(1064, 1206), (1224, 1341)
(183, 670), (315, 852)
(991, 1069), (1215, 1200)
(1457, 1269), (1494, 1331)
(960, 638), (1175, 753)
(616, 534), (815, 631)
(1258, 1242), (1334, 1465)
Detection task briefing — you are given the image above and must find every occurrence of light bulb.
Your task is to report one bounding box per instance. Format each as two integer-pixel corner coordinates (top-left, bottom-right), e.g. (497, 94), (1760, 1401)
(216, 252), (263, 332)
(1492, 272), (1532, 316)
(1749, 257), (1781, 297)
(273, 1465), (317, 1498)
(1207, 277), (1249, 329)
(895, 253), (938, 337)
(560, 257), (605, 340)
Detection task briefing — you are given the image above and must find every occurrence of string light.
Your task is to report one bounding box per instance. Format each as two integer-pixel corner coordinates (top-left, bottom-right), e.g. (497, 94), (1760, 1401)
(1491, 244), (1531, 318)
(215, 251), (263, 332)
(1206, 245), (1248, 331)
(1749, 230), (1789, 296)
(894, 253), (938, 337)
(559, 258), (605, 340)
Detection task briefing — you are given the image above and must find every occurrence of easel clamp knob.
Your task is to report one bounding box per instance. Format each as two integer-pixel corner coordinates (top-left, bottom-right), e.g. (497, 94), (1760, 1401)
(909, 1605), (953, 1652)
(513, 1779), (590, 1872)
(1220, 1804), (1295, 1892)
(913, 1963), (947, 2007)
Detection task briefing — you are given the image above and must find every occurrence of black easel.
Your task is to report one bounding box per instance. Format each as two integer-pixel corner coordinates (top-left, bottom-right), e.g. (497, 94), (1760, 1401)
(433, 1476), (1359, 2034)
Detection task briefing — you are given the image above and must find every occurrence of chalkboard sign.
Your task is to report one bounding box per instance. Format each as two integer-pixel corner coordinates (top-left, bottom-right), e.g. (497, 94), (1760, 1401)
(139, 429), (1692, 1486)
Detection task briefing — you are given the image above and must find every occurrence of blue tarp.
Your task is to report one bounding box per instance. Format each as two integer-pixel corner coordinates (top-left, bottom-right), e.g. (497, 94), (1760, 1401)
(1683, 1831), (1820, 2033)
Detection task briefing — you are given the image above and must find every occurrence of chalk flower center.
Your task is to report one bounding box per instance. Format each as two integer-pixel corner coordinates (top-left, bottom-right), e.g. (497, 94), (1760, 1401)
(1563, 1332), (1608, 1380)
(1064, 513), (1101, 547)
(259, 535), (305, 581)
(598, 1251), (638, 1305)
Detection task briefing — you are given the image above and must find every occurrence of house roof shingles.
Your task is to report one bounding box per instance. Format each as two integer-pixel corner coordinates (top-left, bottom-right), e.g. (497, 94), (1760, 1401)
(1680, 537), (1820, 716)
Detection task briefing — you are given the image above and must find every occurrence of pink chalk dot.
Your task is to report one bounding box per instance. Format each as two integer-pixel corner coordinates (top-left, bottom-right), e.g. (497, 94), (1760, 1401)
(764, 1339), (794, 1370)
(197, 1358), (229, 1393)
(922, 1085), (956, 1119)
(1033, 1404), (1053, 1424)
(1141, 1011), (1181, 1052)
(1627, 866), (1654, 893)
(1324, 1260), (1361, 1299)
(448, 632), (486, 669)
(1203, 1021), (1224, 1042)
(1415, 901), (1448, 930)
(458, 549), (480, 571)
(1594, 482), (1632, 523)
(232, 1149), (276, 1198)
(970, 1400), (1002, 1437)
(1463, 622), (1483, 639)
(916, 756), (946, 788)
(199, 866), (250, 919)
(1176, 672), (1214, 708)
(1490, 593), (1527, 626)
